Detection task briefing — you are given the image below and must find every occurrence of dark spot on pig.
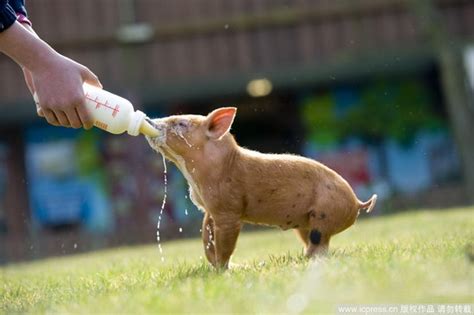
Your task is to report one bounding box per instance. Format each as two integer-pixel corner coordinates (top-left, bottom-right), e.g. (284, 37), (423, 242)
(309, 210), (316, 218)
(326, 184), (332, 190)
(293, 225), (299, 228)
(242, 195), (248, 210)
(297, 193), (301, 197)
(292, 204), (296, 208)
(270, 189), (277, 194)
(226, 177), (232, 183)
(310, 230), (322, 245)
(257, 199), (262, 203)
(286, 221), (292, 225)
(319, 213), (326, 220)
(286, 214), (290, 218)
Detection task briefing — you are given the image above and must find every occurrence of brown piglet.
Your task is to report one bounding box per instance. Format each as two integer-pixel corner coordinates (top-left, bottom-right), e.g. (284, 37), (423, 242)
(146, 107), (376, 268)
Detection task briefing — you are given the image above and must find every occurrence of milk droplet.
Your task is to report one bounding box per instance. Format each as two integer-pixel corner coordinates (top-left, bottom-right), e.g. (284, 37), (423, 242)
(184, 209), (188, 215)
(157, 155), (168, 261)
(73, 243), (77, 249)
(179, 227), (183, 233)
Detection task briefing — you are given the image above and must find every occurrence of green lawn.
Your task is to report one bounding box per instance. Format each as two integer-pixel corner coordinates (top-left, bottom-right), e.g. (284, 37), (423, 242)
(1, 207), (473, 314)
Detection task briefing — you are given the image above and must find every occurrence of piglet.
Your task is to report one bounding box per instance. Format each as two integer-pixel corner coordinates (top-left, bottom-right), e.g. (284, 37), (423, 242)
(146, 107), (376, 268)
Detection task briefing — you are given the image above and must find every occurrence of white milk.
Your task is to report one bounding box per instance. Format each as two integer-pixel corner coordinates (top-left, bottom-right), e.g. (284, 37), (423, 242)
(156, 154), (168, 262)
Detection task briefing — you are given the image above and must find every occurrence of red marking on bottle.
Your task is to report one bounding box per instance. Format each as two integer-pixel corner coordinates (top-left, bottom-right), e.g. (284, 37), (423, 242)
(85, 95), (118, 113)
(112, 104), (120, 118)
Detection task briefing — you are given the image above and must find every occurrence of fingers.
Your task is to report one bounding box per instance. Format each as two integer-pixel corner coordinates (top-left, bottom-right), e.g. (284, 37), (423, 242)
(35, 89), (91, 129)
(55, 111), (71, 127)
(41, 109), (60, 126)
(38, 106), (86, 129)
(36, 105), (44, 117)
(64, 91), (89, 129)
(75, 105), (94, 130)
(64, 108), (83, 129)
(81, 67), (103, 89)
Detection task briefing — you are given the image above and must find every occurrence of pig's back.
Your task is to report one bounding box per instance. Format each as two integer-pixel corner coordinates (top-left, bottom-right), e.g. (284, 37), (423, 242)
(238, 148), (339, 184)
(236, 148), (358, 228)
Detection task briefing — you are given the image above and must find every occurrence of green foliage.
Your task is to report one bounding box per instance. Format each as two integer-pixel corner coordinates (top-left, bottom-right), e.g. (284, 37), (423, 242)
(302, 93), (341, 146)
(301, 79), (445, 146)
(1, 208), (473, 314)
(341, 79), (444, 145)
(75, 130), (102, 175)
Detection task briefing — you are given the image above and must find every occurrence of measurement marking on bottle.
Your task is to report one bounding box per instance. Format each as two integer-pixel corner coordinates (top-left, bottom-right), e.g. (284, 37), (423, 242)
(112, 105), (120, 118)
(85, 95), (121, 118)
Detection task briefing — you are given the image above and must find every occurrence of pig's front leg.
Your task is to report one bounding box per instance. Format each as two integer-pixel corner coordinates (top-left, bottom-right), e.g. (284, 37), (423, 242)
(213, 216), (242, 269)
(202, 212), (216, 266)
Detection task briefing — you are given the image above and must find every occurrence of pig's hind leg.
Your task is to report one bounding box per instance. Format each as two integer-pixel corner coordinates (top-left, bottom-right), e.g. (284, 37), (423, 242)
(304, 208), (332, 258)
(295, 227), (329, 257)
(305, 231), (330, 257)
(202, 213), (216, 266)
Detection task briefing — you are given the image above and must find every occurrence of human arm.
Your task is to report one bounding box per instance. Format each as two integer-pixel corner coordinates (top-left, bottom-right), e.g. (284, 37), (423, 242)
(0, 4), (101, 129)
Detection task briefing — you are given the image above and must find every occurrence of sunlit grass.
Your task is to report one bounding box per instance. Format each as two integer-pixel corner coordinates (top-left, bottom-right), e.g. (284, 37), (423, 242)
(1, 207), (473, 314)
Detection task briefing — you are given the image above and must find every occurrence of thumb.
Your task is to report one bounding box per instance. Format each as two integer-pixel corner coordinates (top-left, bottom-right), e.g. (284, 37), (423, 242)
(36, 106), (45, 117)
(82, 67), (103, 89)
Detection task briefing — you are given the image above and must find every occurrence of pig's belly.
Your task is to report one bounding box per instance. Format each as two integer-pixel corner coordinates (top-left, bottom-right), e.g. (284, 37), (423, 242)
(242, 206), (310, 231)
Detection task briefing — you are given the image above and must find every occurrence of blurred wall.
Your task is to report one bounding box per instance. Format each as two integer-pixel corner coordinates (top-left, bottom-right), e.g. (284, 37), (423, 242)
(1, 0), (474, 263)
(1, 0), (473, 114)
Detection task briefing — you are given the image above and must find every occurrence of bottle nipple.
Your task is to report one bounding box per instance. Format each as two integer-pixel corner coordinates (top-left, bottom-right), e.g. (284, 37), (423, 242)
(139, 119), (160, 137)
(128, 110), (160, 137)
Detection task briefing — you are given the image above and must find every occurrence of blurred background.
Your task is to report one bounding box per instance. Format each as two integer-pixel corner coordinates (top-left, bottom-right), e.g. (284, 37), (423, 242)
(1, 0), (473, 264)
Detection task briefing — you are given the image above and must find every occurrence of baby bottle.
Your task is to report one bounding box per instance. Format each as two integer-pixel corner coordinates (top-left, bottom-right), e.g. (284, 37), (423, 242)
(33, 83), (159, 137)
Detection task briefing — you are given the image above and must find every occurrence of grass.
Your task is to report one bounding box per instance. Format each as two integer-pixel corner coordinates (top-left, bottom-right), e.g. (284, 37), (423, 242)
(1, 207), (473, 314)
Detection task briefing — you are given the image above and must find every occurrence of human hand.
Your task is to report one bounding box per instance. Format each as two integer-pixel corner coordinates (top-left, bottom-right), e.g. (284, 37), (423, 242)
(17, 22), (101, 129)
(29, 53), (102, 129)
(1, 22), (102, 129)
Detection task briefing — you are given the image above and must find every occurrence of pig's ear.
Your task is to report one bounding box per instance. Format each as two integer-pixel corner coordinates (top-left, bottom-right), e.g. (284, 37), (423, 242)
(206, 107), (237, 140)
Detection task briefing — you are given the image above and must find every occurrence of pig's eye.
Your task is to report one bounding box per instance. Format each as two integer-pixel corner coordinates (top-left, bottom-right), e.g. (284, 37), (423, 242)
(177, 121), (188, 128)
